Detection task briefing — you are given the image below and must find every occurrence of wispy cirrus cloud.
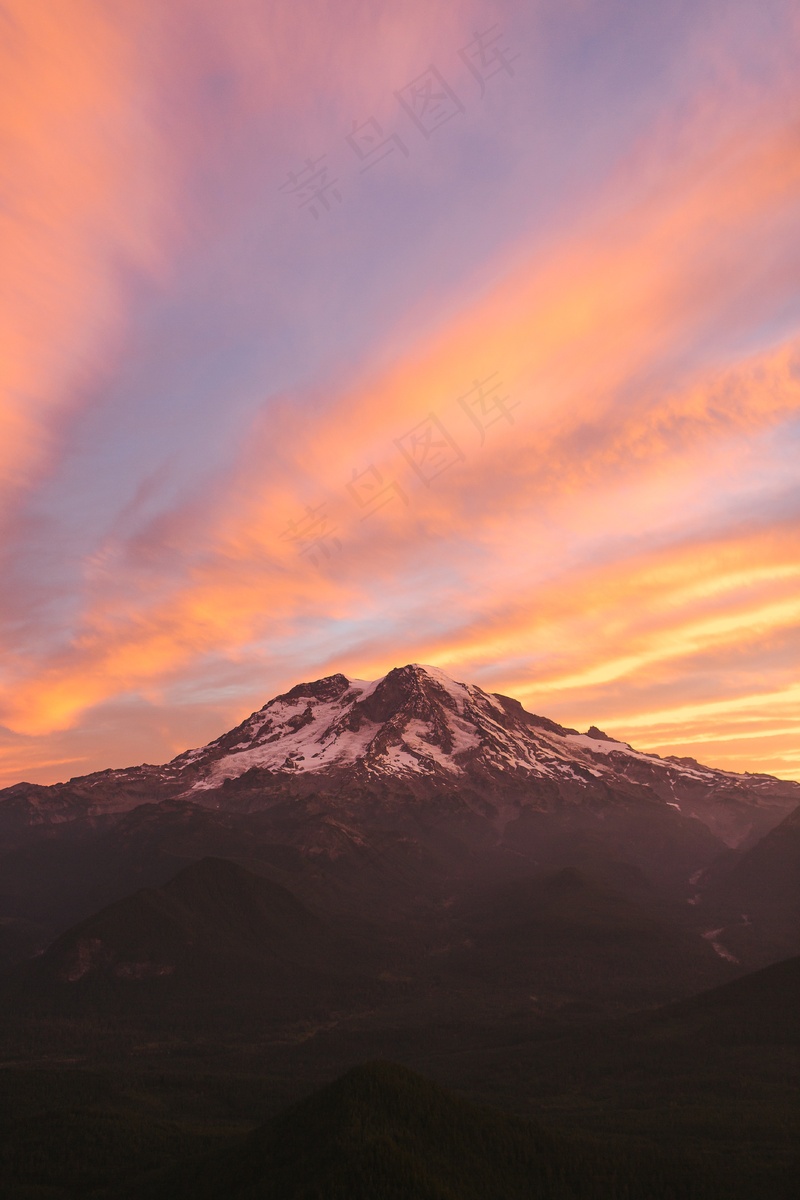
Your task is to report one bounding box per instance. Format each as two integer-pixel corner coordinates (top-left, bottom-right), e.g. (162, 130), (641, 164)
(0, 1), (174, 508)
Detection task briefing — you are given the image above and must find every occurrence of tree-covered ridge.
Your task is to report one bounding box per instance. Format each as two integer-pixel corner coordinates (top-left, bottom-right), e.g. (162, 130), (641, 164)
(2, 1059), (795, 1199)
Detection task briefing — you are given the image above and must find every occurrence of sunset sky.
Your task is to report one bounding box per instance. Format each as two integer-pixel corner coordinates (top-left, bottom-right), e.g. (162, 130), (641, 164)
(1, 0), (799, 786)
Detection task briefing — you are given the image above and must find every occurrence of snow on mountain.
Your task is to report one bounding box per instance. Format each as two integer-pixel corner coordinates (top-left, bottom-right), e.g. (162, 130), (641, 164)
(167, 664), (580, 792)
(2, 665), (798, 845)
(164, 664), (724, 789)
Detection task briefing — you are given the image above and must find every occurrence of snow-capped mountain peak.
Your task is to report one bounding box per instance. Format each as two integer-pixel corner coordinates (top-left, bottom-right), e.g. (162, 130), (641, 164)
(163, 664), (784, 809)
(3, 665), (798, 848)
(173, 664), (493, 789)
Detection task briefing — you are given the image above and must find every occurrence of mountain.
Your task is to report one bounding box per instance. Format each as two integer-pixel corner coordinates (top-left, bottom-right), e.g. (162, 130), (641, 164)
(495, 951), (800, 1085)
(8, 852), (725, 1034)
(116, 1061), (739, 1200)
(695, 803), (800, 966)
(1, 666), (797, 1198)
(1, 664), (797, 1010)
(438, 864), (726, 1011)
(442, 955), (800, 1198)
(3, 665), (796, 847)
(2, 663), (797, 979)
(14, 856), (362, 1018)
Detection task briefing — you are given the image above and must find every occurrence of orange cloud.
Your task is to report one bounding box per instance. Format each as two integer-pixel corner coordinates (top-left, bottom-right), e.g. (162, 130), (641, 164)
(0, 2), (171, 507)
